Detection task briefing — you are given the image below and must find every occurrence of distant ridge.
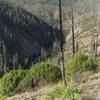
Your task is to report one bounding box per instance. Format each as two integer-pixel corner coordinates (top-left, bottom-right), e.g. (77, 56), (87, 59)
(0, 1), (61, 69)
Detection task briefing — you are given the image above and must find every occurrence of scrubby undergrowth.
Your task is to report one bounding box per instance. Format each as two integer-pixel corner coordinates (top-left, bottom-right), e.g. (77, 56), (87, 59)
(66, 52), (98, 82)
(47, 87), (81, 100)
(0, 62), (61, 99)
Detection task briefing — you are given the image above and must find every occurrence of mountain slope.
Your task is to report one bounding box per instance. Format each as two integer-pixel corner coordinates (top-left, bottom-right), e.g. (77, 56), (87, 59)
(0, 2), (60, 69)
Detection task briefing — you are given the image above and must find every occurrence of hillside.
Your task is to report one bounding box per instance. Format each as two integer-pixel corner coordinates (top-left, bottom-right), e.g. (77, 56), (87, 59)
(0, 0), (100, 100)
(0, 1), (61, 69)
(7, 72), (100, 100)
(12, 0), (100, 71)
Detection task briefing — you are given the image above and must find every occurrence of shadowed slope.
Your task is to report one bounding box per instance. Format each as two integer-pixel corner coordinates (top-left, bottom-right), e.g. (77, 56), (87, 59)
(0, 2), (61, 69)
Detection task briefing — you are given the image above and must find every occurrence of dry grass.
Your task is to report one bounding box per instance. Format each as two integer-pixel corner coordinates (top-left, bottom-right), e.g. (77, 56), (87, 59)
(6, 81), (63, 100)
(7, 72), (100, 100)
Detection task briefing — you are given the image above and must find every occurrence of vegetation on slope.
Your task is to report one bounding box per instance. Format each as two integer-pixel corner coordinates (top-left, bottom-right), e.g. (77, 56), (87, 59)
(47, 87), (81, 100)
(0, 0), (100, 100)
(0, 1), (61, 70)
(0, 62), (61, 98)
(66, 52), (98, 82)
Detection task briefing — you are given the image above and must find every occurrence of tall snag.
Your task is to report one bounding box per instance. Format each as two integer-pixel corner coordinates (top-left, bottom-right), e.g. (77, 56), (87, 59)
(59, 0), (67, 86)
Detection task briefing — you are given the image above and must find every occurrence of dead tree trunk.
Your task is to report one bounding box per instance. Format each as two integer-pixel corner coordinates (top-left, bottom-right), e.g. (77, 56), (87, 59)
(76, 32), (79, 52)
(59, 0), (67, 86)
(95, 33), (98, 58)
(71, 4), (75, 55)
(2, 40), (7, 73)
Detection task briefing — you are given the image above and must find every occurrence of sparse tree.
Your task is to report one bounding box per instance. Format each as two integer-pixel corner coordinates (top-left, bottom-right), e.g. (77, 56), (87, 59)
(94, 33), (99, 58)
(71, 4), (75, 54)
(91, 33), (98, 58)
(41, 47), (47, 61)
(76, 32), (79, 52)
(66, 0), (79, 55)
(58, 0), (67, 86)
(2, 40), (7, 73)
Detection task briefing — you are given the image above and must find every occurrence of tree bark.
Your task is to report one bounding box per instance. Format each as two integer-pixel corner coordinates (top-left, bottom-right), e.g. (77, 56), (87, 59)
(76, 33), (79, 52)
(59, 0), (67, 86)
(95, 33), (98, 58)
(71, 4), (75, 55)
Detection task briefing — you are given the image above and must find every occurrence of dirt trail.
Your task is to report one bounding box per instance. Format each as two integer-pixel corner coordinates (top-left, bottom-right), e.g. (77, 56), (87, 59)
(81, 73), (100, 100)
(6, 82), (61, 100)
(7, 73), (100, 100)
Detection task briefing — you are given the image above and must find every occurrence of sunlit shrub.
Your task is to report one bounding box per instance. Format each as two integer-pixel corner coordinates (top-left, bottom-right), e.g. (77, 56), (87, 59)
(47, 87), (81, 100)
(0, 62), (61, 96)
(66, 52), (98, 82)
(0, 70), (27, 96)
(18, 62), (61, 91)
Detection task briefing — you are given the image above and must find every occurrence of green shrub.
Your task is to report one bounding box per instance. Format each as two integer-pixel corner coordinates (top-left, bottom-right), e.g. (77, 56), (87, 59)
(0, 93), (4, 100)
(66, 52), (98, 82)
(18, 62), (61, 90)
(0, 95), (4, 100)
(0, 86), (4, 100)
(97, 57), (100, 66)
(0, 62), (61, 97)
(47, 87), (81, 100)
(0, 70), (27, 96)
